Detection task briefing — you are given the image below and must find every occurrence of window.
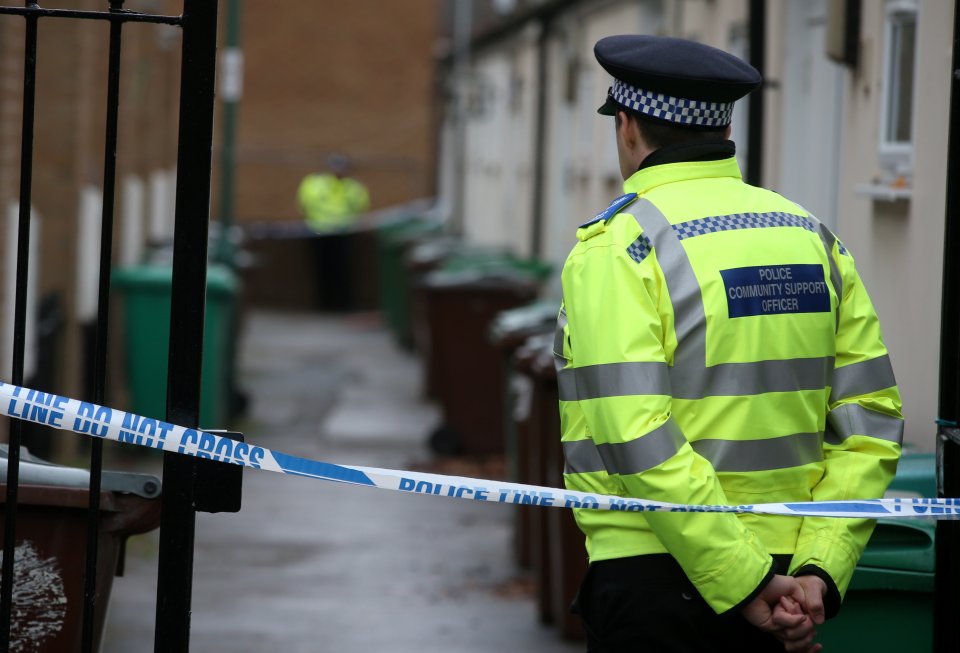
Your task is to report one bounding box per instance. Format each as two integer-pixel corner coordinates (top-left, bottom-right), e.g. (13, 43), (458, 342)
(879, 0), (918, 176)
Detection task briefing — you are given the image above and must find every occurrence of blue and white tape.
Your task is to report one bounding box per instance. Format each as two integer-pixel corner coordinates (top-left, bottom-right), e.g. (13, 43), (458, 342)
(2, 379), (957, 520)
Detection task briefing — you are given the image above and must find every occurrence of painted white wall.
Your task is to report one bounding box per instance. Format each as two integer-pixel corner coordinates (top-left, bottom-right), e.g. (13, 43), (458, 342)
(775, 0), (845, 230)
(461, 49), (506, 248)
(120, 175), (146, 267)
(461, 31), (538, 254)
(2, 203), (39, 380)
(148, 167), (177, 244)
(830, 1), (953, 450)
(459, 1), (656, 265)
(75, 186), (103, 324)
(540, 1), (656, 296)
(435, 108), (457, 228)
(541, 22), (581, 298)
(440, 0), (952, 452)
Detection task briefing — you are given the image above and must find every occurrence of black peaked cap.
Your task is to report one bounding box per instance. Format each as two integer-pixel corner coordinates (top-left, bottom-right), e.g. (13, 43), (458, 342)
(595, 35), (761, 106)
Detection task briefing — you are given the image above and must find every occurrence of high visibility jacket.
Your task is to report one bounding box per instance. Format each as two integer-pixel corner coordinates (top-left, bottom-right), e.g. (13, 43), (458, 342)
(297, 173), (370, 231)
(556, 155), (903, 614)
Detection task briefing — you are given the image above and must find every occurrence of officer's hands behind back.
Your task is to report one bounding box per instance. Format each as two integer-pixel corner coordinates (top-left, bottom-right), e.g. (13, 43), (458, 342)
(740, 574), (823, 653)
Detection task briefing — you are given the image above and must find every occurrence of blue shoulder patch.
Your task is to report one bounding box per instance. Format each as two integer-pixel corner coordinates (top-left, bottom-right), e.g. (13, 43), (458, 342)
(579, 193), (638, 228)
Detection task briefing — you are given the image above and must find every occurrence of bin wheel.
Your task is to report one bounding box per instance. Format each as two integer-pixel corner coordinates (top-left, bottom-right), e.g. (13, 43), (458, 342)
(428, 424), (462, 456)
(230, 389), (250, 417)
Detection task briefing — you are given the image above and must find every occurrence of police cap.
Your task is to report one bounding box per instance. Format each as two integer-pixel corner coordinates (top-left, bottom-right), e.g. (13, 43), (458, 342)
(594, 35), (761, 128)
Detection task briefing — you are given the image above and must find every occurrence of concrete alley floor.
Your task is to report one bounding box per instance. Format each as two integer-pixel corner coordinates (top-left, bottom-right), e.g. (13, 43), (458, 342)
(101, 311), (583, 653)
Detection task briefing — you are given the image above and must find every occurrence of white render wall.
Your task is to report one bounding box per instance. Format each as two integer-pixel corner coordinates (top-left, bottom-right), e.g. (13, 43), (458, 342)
(440, 0), (953, 450)
(461, 31), (539, 255)
(827, 1), (952, 451)
(541, 0), (648, 296)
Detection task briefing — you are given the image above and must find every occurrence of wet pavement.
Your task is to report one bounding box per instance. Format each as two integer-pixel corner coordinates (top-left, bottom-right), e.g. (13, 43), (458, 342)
(101, 311), (583, 653)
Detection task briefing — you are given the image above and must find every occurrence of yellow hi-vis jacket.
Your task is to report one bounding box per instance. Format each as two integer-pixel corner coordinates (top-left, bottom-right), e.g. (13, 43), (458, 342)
(556, 155), (903, 614)
(297, 173), (370, 231)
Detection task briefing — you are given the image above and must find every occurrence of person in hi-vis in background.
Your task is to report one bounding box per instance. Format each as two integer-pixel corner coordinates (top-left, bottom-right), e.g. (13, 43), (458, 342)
(298, 153), (369, 232)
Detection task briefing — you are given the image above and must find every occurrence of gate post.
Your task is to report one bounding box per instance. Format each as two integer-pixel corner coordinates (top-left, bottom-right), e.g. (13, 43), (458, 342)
(936, 3), (960, 651)
(0, 10), (39, 650)
(154, 1), (219, 651)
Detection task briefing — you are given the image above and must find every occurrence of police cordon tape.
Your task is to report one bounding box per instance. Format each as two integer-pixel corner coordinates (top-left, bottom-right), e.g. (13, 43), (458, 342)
(2, 378), (957, 519)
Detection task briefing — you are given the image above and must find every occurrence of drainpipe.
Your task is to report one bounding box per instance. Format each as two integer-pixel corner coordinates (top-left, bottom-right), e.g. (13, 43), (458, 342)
(935, 2), (960, 652)
(746, 0), (765, 187)
(529, 18), (550, 259)
(450, 0), (472, 236)
(216, 0), (243, 264)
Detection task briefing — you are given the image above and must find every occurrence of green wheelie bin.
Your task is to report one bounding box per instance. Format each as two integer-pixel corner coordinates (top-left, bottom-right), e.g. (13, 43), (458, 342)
(816, 453), (935, 651)
(112, 264), (237, 429)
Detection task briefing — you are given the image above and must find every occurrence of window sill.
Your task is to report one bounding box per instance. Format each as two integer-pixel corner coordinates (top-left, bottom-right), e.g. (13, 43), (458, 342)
(854, 182), (913, 202)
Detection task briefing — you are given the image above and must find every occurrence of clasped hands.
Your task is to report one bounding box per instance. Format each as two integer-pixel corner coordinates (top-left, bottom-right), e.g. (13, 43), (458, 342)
(740, 574), (828, 653)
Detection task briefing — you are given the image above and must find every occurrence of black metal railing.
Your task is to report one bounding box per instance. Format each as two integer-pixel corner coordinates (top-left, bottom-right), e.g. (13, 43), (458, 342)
(935, 3), (960, 651)
(0, 1), (220, 651)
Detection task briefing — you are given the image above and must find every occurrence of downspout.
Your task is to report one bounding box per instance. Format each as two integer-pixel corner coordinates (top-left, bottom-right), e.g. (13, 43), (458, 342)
(216, 0), (243, 265)
(746, 0), (766, 187)
(935, 2), (960, 651)
(450, 0), (472, 236)
(529, 17), (550, 259)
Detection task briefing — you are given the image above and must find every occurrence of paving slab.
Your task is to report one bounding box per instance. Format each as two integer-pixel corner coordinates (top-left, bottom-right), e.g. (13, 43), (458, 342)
(101, 311), (583, 653)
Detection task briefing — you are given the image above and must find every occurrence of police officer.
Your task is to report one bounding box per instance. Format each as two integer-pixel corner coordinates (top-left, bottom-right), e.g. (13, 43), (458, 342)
(555, 35), (903, 652)
(297, 153), (370, 232)
(298, 153), (370, 310)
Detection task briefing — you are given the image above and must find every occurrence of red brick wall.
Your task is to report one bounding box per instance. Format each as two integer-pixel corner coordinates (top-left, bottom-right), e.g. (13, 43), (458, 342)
(214, 1), (441, 223)
(0, 1), (442, 441)
(0, 1), (183, 449)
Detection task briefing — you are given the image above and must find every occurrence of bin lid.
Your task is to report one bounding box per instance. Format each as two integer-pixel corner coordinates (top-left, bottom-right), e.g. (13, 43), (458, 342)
(0, 446), (161, 498)
(852, 518), (935, 593)
(442, 253), (552, 279)
(514, 333), (554, 373)
(422, 267), (539, 290)
(112, 264), (237, 298)
(423, 255), (552, 290)
(884, 451), (935, 499)
(405, 239), (494, 268)
(852, 452), (937, 581)
(489, 300), (561, 344)
(381, 219), (444, 246)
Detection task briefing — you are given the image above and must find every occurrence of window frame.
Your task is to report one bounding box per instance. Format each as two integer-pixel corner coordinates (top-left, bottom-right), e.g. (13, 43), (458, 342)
(878, 0), (919, 176)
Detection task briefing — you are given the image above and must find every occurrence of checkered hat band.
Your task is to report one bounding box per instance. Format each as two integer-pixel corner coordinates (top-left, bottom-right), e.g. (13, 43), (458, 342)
(611, 79), (734, 127)
(672, 212), (815, 241)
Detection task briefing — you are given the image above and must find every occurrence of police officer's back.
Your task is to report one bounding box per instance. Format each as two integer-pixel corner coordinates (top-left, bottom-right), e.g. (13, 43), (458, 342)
(556, 35), (902, 653)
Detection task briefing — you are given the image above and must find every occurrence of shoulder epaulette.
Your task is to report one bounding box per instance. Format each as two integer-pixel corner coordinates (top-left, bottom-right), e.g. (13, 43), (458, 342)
(579, 193), (638, 228)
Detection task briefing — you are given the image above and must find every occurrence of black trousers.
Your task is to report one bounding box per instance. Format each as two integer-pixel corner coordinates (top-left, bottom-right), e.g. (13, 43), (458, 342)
(574, 554), (791, 653)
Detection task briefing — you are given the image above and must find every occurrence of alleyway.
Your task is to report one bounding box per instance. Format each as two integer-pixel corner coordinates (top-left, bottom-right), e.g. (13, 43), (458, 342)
(101, 311), (582, 652)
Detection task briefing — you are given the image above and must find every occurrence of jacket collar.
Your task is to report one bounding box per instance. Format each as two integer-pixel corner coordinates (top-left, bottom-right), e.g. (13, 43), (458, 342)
(638, 139), (736, 169)
(623, 141), (742, 196)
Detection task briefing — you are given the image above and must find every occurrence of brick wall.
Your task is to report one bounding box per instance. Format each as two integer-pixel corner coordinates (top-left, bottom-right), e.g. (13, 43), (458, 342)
(214, 0), (441, 223)
(0, 1), (442, 443)
(0, 1), (182, 449)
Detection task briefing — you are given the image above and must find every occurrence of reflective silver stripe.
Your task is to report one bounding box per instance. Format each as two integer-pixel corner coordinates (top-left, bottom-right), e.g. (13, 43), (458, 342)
(691, 433), (823, 473)
(825, 403), (904, 445)
(562, 439), (606, 474)
(557, 371), (577, 403)
(829, 355), (897, 403)
(672, 357), (833, 400)
(557, 362), (671, 401)
(811, 217), (842, 333)
(631, 201), (708, 399)
(554, 307), (568, 374)
(563, 419), (686, 475)
(631, 200), (833, 400)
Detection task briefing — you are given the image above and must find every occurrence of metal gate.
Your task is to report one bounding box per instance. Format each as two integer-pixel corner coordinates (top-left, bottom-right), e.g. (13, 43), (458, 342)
(0, 1), (220, 650)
